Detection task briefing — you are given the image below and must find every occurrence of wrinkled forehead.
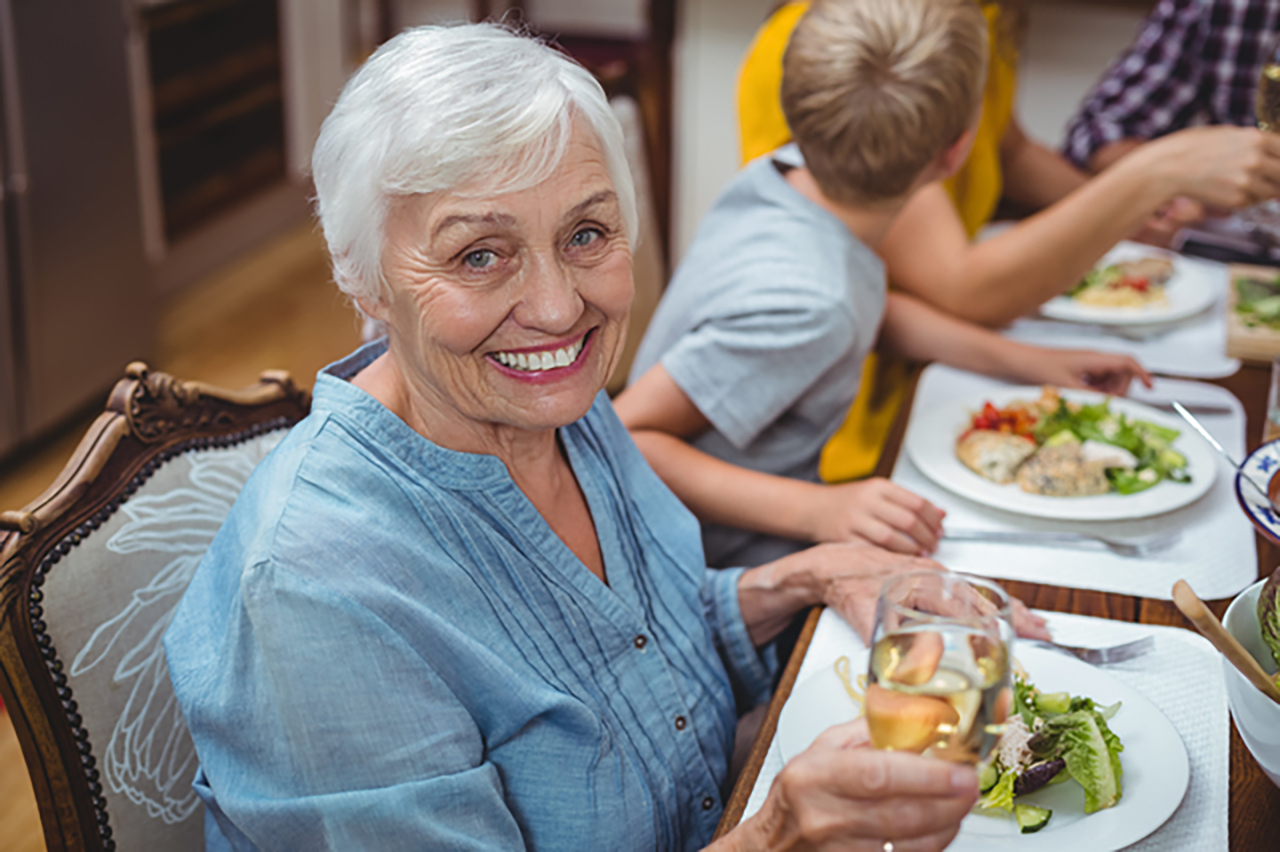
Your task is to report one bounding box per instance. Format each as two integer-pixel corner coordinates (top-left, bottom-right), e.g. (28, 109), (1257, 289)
(390, 129), (620, 239)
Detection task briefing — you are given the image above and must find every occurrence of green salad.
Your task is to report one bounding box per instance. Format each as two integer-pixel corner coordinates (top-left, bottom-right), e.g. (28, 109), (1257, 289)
(1032, 397), (1190, 495)
(1234, 273), (1280, 329)
(977, 672), (1125, 833)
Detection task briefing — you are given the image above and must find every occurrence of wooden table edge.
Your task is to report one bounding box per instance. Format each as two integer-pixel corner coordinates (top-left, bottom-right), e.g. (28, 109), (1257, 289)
(713, 605), (823, 838)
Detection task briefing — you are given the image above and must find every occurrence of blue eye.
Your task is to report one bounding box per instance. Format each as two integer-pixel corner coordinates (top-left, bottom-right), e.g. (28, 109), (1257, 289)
(463, 249), (498, 269)
(569, 228), (601, 248)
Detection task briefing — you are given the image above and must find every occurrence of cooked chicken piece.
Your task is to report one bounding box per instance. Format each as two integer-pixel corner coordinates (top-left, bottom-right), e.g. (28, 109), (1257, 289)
(1080, 439), (1138, 469)
(1016, 444), (1110, 497)
(1117, 256), (1175, 285)
(956, 430), (1037, 485)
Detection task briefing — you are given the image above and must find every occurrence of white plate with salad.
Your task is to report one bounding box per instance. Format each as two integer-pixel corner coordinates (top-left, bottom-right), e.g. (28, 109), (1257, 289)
(903, 386), (1216, 521)
(776, 644), (1189, 852)
(1039, 242), (1219, 326)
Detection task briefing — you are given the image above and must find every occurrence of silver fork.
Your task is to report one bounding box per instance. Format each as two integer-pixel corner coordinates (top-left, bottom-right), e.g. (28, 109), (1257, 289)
(943, 528), (1182, 558)
(1028, 635), (1156, 666)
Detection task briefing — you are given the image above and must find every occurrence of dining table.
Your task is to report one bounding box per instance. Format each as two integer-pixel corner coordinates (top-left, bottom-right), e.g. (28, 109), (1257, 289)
(713, 360), (1280, 851)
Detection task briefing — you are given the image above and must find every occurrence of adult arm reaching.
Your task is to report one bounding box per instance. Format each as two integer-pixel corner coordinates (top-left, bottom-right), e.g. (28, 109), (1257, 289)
(882, 126), (1280, 326)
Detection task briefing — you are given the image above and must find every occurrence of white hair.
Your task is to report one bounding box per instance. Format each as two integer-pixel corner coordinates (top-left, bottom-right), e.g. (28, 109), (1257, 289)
(312, 23), (638, 304)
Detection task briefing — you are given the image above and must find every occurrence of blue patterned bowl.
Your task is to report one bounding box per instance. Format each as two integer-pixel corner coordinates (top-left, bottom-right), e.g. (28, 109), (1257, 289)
(1236, 439), (1280, 545)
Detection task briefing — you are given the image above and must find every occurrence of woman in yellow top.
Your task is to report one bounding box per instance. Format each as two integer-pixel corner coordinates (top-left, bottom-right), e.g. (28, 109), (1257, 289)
(740, 0), (1280, 485)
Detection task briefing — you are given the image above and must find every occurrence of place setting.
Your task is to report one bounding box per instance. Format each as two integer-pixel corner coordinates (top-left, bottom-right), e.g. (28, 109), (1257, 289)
(742, 573), (1226, 851)
(890, 365), (1257, 601)
(1000, 241), (1240, 380)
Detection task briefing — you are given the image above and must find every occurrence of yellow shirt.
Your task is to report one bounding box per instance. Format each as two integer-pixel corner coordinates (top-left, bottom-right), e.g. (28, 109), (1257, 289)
(736, 2), (1018, 481)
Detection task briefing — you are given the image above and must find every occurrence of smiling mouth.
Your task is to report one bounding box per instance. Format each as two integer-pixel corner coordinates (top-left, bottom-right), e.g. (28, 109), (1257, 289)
(491, 332), (589, 373)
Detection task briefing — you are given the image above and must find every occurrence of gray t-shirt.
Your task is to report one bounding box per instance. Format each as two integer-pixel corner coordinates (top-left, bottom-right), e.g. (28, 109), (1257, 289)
(629, 145), (886, 568)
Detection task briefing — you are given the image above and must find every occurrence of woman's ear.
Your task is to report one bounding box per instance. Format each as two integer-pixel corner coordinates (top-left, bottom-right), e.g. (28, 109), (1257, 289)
(355, 295), (387, 322)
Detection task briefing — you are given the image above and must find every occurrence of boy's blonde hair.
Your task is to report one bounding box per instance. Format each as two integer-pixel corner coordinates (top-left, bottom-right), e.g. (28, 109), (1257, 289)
(781, 0), (988, 205)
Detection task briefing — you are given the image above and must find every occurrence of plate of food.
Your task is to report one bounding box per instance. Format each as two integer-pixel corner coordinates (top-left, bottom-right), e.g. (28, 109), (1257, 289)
(1040, 242), (1218, 326)
(903, 385), (1216, 520)
(776, 644), (1189, 852)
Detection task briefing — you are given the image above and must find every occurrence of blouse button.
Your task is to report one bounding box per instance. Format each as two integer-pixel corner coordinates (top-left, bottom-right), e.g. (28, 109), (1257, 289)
(633, 634), (647, 649)
(674, 715), (687, 731)
(702, 796), (715, 811)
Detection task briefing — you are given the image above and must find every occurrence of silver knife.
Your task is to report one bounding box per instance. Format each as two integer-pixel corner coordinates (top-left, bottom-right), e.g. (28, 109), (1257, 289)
(1137, 400), (1234, 415)
(1171, 401), (1279, 511)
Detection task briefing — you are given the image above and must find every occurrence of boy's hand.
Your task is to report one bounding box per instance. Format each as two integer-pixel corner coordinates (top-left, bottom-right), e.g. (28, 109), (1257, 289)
(1019, 348), (1153, 396)
(807, 478), (946, 555)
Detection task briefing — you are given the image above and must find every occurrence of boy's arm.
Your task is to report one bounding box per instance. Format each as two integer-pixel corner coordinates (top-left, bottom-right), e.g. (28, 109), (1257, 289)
(614, 364), (944, 555)
(878, 292), (1152, 394)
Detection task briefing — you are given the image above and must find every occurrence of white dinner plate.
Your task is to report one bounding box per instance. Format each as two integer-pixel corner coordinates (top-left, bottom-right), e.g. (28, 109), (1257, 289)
(776, 644), (1189, 852)
(1039, 242), (1219, 326)
(1235, 437), (1280, 545)
(903, 387), (1216, 521)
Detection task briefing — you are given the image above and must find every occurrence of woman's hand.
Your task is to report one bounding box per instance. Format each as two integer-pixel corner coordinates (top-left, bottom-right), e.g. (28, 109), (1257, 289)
(739, 543), (1053, 646)
(723, 719), (979, 852)
(1141, 126), (1280, 209)
(805, 478), (946, 555)
(1011, 348), (1153, 396)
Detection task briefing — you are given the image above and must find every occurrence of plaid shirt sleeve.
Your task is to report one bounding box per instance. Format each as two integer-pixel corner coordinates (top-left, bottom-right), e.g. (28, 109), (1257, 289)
(1063, 0), (1210, 167)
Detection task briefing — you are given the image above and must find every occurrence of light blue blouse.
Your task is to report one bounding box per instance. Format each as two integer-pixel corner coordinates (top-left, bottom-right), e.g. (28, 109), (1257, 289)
(163, 341), (776, 851)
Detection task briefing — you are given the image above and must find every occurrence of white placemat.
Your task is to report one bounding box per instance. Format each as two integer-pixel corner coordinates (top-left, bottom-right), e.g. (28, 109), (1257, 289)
(1000, 253), (1238, 379)
(892, 365), (1256, 601)
(741, 609), (1229, 851)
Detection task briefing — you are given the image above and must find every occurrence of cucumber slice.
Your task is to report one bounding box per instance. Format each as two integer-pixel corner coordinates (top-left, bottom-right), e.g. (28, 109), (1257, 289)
(1015, 804), (1052, 834)
(1034, 691), (1071, 715)
(978, 761), (999, 794)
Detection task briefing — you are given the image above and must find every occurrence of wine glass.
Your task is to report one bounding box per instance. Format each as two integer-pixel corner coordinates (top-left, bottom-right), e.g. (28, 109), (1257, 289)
(1256, 29), (1280, 132)
(865, 570), (1014, 765)
(1243, 30), (1280, 247)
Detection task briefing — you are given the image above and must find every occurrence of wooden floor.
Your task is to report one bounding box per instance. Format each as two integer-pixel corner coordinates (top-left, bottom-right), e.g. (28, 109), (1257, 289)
(0, 222), (362, 851)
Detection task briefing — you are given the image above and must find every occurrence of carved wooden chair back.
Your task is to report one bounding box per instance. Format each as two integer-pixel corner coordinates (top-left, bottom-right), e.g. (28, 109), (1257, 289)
(0, 363), (310, 852)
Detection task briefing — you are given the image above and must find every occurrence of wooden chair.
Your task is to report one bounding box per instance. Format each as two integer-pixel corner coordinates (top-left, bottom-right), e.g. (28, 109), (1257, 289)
(0, 363), (310, 851)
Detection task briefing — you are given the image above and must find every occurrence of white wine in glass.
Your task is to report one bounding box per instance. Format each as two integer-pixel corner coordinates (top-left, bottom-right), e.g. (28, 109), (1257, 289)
(1257, 63), (1280, 131)
(865, 572), (1013, 765)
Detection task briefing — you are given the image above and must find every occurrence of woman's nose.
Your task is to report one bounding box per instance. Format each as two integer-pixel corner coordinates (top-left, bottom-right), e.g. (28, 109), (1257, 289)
(513, 252), (584, 332)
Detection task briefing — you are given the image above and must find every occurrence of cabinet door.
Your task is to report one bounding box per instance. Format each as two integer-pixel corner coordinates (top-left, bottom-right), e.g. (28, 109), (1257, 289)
(0, 190), (18, 456)
(3, 0), (154, 436)
(0, 21), (19, 456)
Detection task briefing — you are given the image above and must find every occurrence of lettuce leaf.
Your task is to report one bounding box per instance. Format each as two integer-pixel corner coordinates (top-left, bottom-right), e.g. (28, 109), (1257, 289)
(1040, 710), (1123, 814)
(977, 767), (1018, 813)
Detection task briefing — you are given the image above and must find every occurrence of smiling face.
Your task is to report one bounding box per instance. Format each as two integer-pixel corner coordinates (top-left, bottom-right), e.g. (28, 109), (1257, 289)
(367, 122), (633, 444)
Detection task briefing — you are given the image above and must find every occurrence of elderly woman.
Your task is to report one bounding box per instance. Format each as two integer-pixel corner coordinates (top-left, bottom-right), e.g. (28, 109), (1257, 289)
(163, 24), (1019, 851)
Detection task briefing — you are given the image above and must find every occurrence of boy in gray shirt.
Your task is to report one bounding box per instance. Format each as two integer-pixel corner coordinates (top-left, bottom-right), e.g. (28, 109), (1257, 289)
(617, 0), (1150, 569)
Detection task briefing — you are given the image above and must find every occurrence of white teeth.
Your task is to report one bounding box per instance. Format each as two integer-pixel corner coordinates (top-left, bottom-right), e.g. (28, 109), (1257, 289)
(494, 337), (587, 372)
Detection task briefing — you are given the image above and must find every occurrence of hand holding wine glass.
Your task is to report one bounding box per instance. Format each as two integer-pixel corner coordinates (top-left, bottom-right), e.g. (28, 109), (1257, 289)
(865, 571), (1014, 765)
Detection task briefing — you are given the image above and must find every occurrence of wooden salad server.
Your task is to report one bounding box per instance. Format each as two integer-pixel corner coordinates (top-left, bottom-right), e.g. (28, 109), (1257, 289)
(1172, 580), (1280, 705)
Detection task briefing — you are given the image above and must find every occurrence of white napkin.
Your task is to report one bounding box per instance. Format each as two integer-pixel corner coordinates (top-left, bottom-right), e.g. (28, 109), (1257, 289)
(1000, 252), (1238, 380)
(741, 610), (1229, 851)
(892, 365), (1256, 601)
